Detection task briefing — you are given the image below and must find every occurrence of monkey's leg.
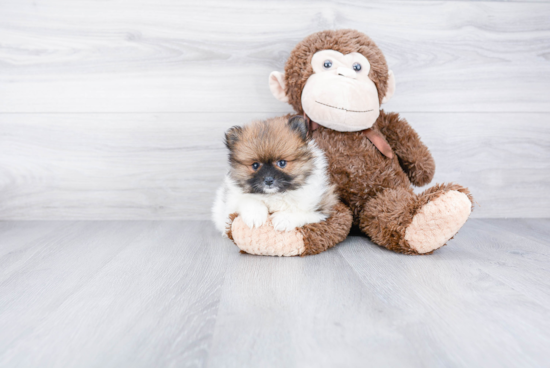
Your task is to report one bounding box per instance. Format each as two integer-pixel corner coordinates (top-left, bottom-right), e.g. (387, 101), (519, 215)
(227, 202), (353, 257)
(359, 184), (473, 255)
(299, 202), (353, 256)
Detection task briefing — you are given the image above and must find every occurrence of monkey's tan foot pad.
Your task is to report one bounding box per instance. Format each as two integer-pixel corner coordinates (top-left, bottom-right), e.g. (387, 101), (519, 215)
(231, 216), (305, 257)
(405, 190), (472, 254)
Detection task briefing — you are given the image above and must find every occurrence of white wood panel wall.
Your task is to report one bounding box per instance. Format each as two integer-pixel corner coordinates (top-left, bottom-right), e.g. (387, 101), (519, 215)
(0, 0), (549, 219)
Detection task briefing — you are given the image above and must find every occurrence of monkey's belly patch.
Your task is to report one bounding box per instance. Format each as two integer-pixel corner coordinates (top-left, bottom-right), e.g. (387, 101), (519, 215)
(405, 190), (472, 254)
(231, 216), (305, 256)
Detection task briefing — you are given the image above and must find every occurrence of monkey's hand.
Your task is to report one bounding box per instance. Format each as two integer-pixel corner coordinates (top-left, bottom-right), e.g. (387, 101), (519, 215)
(239, 199), (269, 229)
(375, 112), (435, 187)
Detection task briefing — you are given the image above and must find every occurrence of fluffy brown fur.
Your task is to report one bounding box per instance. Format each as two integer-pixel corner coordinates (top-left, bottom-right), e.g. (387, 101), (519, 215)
(281, 30), (473, 255)
(299, 202), (353, 256)
(284, 29), (390, 114)
(312, 111), (473, 254)
(360, 183), (473, 255)
(312, 111), (434, 224)
(376, 112), (436, 187)
(228, 29), (473, 256)
(225, 116), (314, 193)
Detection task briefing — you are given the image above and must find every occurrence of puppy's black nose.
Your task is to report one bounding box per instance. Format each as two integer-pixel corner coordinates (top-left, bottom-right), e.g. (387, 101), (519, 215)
(264, 177), (274, 186)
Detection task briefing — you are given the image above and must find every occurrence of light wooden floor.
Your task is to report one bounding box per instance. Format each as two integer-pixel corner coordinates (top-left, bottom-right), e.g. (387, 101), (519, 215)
(1, 219), (549, 368)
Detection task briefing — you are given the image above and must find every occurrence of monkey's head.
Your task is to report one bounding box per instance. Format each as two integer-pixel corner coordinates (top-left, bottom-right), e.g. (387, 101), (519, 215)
(269, 29), (396, 132)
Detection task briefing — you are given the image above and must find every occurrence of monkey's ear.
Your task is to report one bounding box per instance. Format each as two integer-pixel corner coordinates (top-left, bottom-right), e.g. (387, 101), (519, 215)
(224, 126), (243, 150)
(288, 115), (308, 141)
(269, 71), (289, 103)
(382, 70), (396, 104)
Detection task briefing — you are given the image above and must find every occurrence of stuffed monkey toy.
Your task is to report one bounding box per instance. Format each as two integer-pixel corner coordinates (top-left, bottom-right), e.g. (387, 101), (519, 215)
(228, 29), (473, 256)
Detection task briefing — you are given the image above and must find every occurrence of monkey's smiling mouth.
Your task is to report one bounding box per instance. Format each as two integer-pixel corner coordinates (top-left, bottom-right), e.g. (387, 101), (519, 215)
(316, 101), (373, 113)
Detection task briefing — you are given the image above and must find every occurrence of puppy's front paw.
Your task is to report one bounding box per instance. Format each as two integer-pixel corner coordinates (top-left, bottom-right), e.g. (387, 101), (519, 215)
(240, 203), (269, 229)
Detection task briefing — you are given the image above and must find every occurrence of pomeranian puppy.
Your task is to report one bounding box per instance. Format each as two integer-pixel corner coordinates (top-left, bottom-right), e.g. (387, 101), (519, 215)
(212, 115), (338, 235)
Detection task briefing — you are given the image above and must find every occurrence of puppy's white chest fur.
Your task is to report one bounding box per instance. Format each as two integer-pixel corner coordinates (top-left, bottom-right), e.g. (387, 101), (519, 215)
(259, 192), (299, 213)
(212, 142), (335, 234)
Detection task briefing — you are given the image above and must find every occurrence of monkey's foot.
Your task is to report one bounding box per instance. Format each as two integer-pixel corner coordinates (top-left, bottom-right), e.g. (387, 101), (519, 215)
(404, 190), (472, 254)
(226, 202), (353, 257)
(230, 216), (305, 256)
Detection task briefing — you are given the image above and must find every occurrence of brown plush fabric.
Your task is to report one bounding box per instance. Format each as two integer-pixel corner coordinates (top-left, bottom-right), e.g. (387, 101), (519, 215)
(312, 111), (474, 254)
(284, 29), (390, 114)
(359, 183), (473, 254)
(360, 187), (418, 254)
(299, 202), (353, 256)
(312, 111), (415, 224)
(376, 112), (435, 187)
(227, 29), (473, 256)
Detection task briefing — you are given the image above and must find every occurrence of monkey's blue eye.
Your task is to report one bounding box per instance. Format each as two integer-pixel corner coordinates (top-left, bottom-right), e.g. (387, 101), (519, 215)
(252, 162), (260, 170)
(277, 160), (287, 168)
(353, 63), (362, 71)
(323, 60), (332, 68)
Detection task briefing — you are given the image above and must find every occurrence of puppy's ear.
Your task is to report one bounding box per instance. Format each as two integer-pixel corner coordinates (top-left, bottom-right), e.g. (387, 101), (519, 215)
(224, 126), (243, 150)
(288, 115), (308, 141)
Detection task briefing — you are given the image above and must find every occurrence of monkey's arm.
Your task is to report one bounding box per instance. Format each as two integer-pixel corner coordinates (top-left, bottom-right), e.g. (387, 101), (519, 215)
(375, 112), (435, 187)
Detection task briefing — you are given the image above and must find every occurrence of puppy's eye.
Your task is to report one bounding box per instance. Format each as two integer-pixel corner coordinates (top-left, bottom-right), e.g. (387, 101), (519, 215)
(277, 160), (287, 168)
(352, 63), (362, 71)
(252, 162), (260, 170)
(323, 60), (332, 69)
